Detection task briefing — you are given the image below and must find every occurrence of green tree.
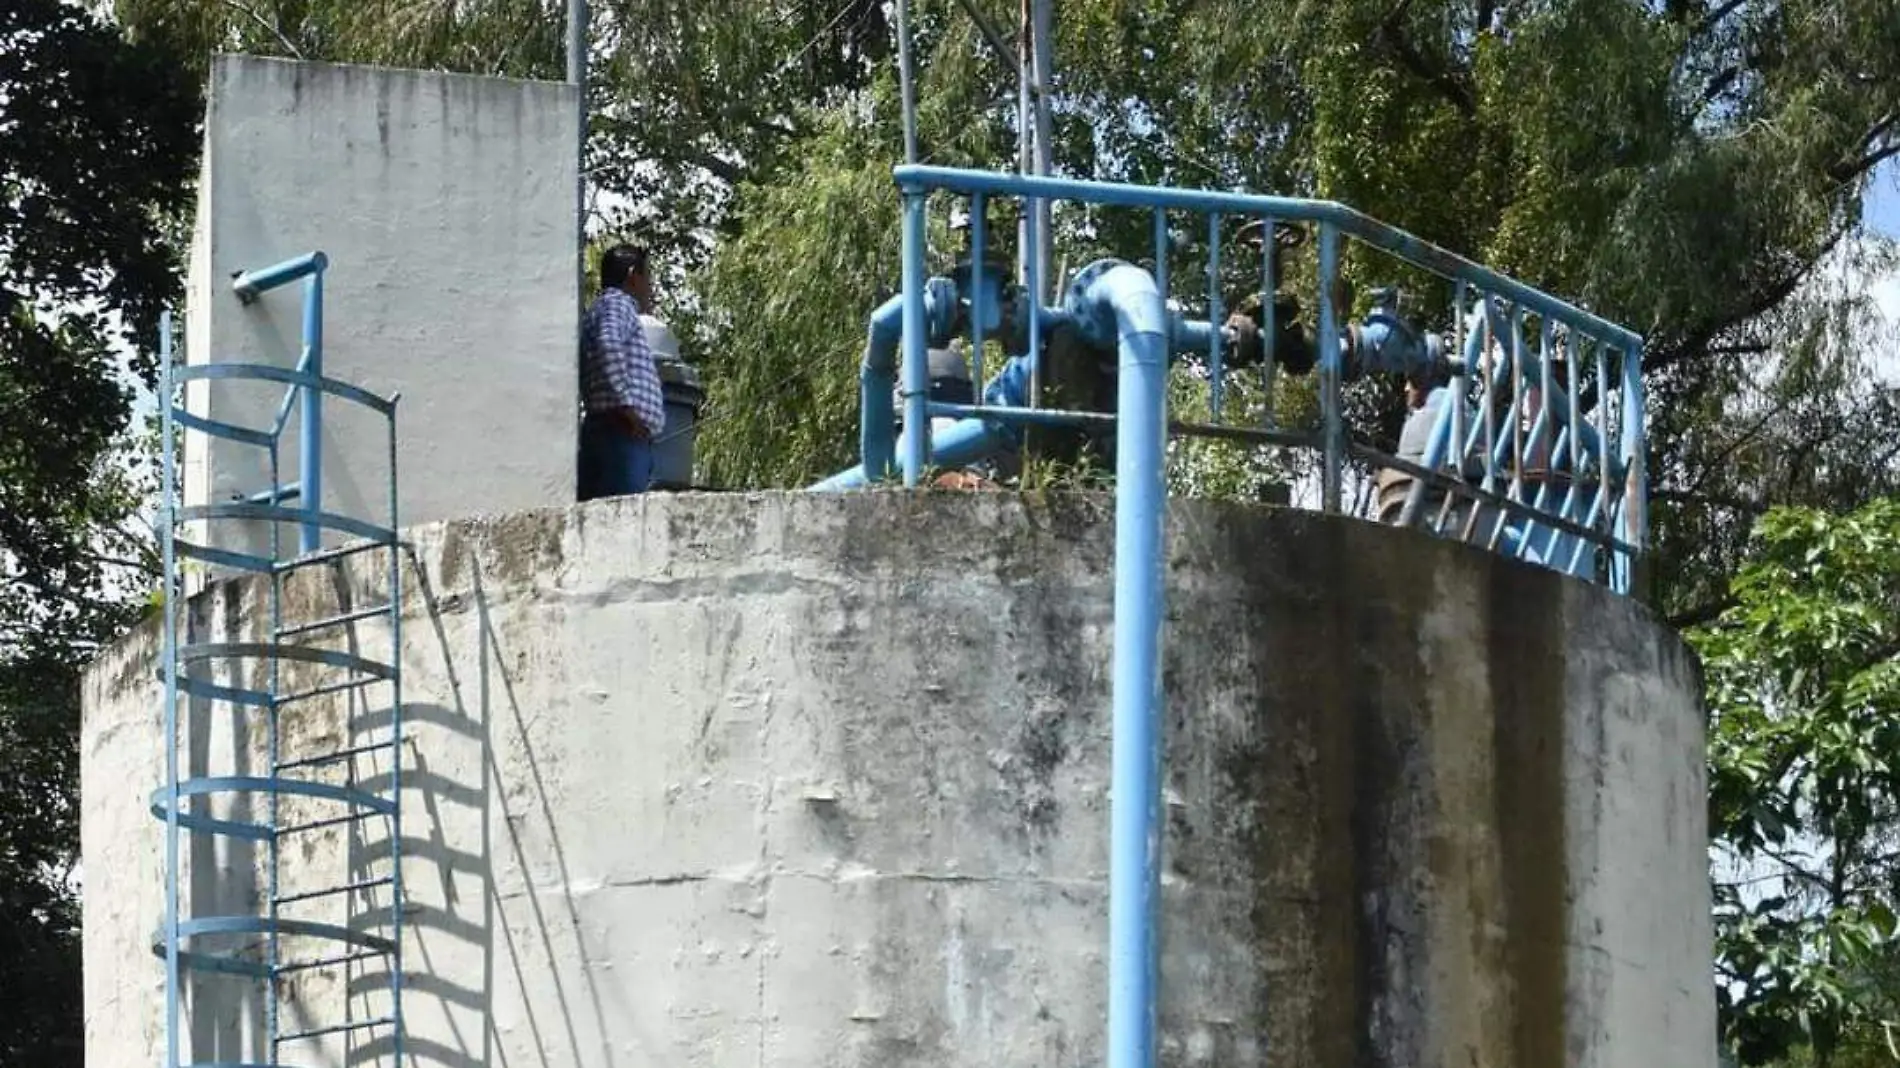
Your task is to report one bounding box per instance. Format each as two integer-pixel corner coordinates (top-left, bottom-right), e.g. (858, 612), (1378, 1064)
(0, 3), (196, 1063)
(1694, 498), (1900, 1067)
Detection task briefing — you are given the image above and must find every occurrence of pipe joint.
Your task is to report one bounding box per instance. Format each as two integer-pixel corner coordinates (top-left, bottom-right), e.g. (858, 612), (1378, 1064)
(1345, 289), (1449, 381)
(1064, 259), (1167, 350)
(923, 277), (960, 346)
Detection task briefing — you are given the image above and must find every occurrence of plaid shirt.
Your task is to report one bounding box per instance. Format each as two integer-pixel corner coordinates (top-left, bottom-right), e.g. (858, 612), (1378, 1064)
(582, 288), (666, 436)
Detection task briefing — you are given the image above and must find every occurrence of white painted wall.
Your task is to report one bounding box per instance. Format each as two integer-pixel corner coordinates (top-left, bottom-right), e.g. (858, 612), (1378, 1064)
(183, 55), (578, 558)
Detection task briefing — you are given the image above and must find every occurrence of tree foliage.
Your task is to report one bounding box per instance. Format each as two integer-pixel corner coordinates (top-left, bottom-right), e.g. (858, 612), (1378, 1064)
(1695, 498), (1900, 1067)
(0, 3), (196, 1063)
(69, 1), (1900, 1063)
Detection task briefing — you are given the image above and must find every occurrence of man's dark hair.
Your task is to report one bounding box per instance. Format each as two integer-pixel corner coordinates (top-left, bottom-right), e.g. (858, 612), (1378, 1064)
(600, 244), (649, 290)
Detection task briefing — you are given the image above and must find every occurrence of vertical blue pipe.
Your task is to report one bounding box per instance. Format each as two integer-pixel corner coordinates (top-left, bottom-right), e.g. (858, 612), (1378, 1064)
(159, 310), (181, 1068)
(299, 270), (324, 554)
(1207, 213), (1223, 420)
(971, 195), (988, 407)
(858, 296), (906, 481)
(1261, 218), (1276, 428)
(1104, 265), (1169, 1068)
(1316, 224), (1342, 512)
(900, 190), (930, 486)
(1028, 199), (1044, 407)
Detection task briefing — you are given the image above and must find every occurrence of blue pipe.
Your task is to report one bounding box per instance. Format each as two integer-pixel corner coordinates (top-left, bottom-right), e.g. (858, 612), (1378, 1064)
(815, 352), (1036, 491)
(299, 269), (325, 554)
(859, 295), (905, 481)
(860, 277), (959, 482)
(811, 416), (1018, 490)
(1071, 260), (1172, 1068)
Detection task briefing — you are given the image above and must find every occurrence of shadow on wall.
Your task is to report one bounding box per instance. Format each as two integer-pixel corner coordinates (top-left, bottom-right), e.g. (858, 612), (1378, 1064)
(336, 549), (625, 1068)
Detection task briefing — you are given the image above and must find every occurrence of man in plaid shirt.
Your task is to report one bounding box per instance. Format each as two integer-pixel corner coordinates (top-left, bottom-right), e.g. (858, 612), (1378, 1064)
(579, 244), (667, 499)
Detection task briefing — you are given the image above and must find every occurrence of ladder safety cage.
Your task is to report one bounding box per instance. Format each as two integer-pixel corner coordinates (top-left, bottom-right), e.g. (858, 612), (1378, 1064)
(153, 250), (406, 1068)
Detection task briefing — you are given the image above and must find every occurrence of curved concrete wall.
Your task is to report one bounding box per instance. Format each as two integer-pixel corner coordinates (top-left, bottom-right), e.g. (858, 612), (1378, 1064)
(83, 492), (1713, 1067)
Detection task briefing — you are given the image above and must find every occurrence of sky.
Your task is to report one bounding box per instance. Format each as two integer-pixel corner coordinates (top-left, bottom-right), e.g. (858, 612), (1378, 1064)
(1865, 160), (1900, 325)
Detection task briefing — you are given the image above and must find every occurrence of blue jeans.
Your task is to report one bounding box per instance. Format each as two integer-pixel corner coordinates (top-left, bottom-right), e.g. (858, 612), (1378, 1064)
(578, 411), (654, 500)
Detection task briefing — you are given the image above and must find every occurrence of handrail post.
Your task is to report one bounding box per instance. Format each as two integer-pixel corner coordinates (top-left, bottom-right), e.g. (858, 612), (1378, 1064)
(900, 188), (931, 486)
(1616, 341), (1647, 593)
(1317, 223), (1342, 512)
(299, 267), (325, 553)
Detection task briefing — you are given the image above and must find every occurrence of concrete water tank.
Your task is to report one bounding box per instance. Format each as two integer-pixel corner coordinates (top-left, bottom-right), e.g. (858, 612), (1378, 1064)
(81, 492), (1714, 1068)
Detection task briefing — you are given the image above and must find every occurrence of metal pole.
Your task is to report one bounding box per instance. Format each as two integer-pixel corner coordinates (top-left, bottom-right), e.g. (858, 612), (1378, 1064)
(1017, 0), (1032, 289)
(299, 270), (324, 554)
(1031, 0), (1055, 300)
(897, 0), (919, 165)
(900, 190), (930, 485)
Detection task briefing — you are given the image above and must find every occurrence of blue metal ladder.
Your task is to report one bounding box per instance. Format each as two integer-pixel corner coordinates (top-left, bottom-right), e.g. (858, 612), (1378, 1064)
(150, 253), (406, 1068)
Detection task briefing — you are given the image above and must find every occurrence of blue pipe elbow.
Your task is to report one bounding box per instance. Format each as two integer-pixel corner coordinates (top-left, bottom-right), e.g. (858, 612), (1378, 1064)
(859, 295), (907, 482)
(861, 281), (963, 481)
(810, 414), (1016, 492)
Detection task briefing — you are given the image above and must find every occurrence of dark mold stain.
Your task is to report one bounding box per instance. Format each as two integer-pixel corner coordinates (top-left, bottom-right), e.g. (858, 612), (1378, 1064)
(1486, 561), (1569, 1068)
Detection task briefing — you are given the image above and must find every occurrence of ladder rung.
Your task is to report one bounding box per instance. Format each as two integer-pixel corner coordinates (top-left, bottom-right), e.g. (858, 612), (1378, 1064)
(277, 1015), (395, 1044)
(276, 603), (394, 639)
(274, 948), (389, 976)
(242, 480), (301, 505)
(174, 538), (277, 575)
(275, 738), (398, 772)
(273, 875), (394, 907)
(280, 808), (385, 836)
(276, 676), (387, 707)
(277, 539), (391, 573)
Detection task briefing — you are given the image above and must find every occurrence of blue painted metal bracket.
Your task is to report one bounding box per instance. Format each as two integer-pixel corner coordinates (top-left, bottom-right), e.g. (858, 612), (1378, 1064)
(230, 251), (328, 304)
